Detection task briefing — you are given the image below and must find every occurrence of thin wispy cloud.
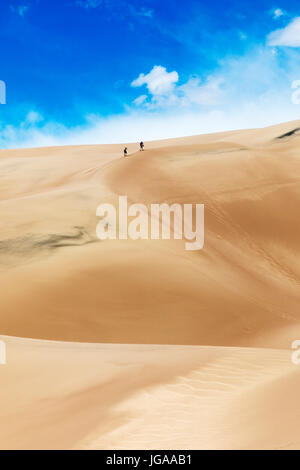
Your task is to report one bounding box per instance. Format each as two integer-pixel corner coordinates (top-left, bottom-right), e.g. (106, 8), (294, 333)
(268, 16), (300, 46)
(129, 5), (154, 19)
(10, 4), (29, 17)
(133, 94), (148, 106)
(76, 0), (154, 21)
(24, 110), (44, 125)
(76, 0), (103, 8)
(139, 8), (153, 18)
(238, 31), (247, 40)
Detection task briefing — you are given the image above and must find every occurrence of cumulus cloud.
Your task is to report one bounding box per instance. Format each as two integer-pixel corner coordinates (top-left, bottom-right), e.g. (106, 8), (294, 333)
(267, 17), (300, 46)
(131, 66), (179, 96)
(131, 66), (224, 108)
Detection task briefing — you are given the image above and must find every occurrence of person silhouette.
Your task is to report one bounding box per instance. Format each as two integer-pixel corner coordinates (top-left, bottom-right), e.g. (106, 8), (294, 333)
(123, 147), (128, 157)
(139, 141), (144, 151)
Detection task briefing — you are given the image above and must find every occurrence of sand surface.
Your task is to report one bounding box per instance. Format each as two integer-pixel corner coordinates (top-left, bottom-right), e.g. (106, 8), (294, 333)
(1, 121), (300, 449)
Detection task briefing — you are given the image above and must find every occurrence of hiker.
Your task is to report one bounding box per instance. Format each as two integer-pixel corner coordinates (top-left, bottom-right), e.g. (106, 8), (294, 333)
(139, 141), (144, 151)
(123, 147), (128, 157)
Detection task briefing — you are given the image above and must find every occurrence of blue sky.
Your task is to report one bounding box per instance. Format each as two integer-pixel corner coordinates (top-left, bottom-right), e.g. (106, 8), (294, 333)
(1, 0), (300, 147)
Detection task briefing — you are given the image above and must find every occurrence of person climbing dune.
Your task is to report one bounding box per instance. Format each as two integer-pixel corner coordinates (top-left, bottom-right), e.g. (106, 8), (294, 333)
(123, 147), (128, 157)
(139, 141), (144, 151)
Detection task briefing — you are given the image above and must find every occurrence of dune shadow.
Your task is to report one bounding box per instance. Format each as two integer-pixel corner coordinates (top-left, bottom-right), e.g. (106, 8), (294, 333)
(0, 226), (97, 266)
(276, 127), (300, 140)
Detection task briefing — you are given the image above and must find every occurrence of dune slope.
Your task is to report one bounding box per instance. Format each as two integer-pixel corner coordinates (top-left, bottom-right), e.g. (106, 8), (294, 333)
(1, 121), (300, 449)
(1, 123), (300, 347)
(0, 336), (299, 450)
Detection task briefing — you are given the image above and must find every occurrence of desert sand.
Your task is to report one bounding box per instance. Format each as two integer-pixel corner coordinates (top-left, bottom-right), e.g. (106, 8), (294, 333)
(0, 120), (300, 449)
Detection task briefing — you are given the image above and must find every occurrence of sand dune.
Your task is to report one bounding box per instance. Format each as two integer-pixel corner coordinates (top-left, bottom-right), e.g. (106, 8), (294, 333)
(0, 336), (299, 450)
(1, 121), (300, 449)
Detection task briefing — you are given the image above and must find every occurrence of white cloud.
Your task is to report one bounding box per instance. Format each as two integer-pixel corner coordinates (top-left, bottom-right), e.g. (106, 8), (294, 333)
(177, 76), (224, 106)
(131, 66), (224, 109)
(267, 17), (300, 47)
(24, 111), (44, 125)
(2, 95), (300, 150)
(272, 8), (285, 19)
(133, 94), (148, 106)
(131, 66), (179, 96)
(3, 45), (300, 149)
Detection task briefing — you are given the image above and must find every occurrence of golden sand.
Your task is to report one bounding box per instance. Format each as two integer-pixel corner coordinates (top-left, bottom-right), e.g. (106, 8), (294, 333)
(1, 120), (300, 449)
